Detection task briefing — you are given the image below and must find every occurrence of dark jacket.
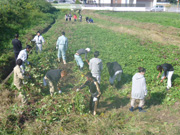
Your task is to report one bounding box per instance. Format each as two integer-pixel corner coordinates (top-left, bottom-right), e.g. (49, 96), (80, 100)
(46, 69), (61, 84)
(107, 62), (123, 77)
(12, 39), (22, 53)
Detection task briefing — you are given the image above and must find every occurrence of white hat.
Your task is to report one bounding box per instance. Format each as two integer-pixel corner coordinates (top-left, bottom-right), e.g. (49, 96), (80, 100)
(85, 48), (90, 52)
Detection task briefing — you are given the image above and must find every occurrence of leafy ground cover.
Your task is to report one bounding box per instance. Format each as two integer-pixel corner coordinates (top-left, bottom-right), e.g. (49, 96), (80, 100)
(0, 11), (180, 134)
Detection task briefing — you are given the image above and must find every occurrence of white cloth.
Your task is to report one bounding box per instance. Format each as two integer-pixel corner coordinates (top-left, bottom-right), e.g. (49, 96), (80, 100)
(17, 49), (28, 63)
(109, 70), (122, 84)
(161, 71), (174, 89)
(131, 73), (147, 100)
(32, 35), (45, 45)
(17, 49), (29, 74)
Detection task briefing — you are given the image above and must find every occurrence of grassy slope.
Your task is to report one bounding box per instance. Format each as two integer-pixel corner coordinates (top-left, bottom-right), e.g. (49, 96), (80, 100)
(1, 11), (180, 134)
(95, 11), (180, 28)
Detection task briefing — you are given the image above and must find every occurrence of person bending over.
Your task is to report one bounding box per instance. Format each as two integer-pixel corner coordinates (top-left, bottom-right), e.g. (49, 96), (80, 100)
(43, 69), (67, 96)
(157, 63), (174, 90)
(77, 72), (101, 115)
(107, 62), (123, 88)
(74, 48), (90, 71)
(17, 45), (32, 74)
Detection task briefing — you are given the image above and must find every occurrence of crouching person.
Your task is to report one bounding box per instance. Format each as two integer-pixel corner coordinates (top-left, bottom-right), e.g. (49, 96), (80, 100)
(129, 67), (147, 112)
(43, 69), (67, 96)
(106, 62), (123, 88)
(14, 59), (29, 105)
(77, 72), (101, 115)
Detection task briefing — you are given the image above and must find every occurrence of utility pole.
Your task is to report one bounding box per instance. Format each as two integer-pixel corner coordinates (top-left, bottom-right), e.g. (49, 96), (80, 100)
(177, 0), (179, 13)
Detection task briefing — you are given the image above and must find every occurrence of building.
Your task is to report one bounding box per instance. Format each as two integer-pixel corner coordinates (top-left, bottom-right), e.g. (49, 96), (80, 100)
(87, 0), (157, 7)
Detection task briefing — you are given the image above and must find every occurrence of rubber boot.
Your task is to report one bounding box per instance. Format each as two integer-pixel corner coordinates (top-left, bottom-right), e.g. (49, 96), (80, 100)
(129, 106), (134, 112)
(138, 107), (146, 112)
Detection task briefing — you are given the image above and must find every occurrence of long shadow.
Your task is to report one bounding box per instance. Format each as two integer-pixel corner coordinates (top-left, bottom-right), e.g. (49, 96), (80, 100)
(145, 91), (167, 108)
(99, 96), (130, 111)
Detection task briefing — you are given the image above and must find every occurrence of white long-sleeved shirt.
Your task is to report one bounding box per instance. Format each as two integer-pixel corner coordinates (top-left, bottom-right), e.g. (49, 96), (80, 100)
(56, 35), (68, 50)
(32, 35), (45, 45)
(17, 49), (29, 64)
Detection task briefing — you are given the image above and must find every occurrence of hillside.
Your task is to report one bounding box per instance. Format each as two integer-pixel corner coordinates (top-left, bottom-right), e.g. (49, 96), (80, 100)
(0, 10), (180, 134)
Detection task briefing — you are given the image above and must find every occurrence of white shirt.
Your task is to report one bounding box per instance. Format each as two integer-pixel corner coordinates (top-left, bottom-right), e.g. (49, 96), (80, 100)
(17, 49), (29, 64)
(32, 35), (45, 45)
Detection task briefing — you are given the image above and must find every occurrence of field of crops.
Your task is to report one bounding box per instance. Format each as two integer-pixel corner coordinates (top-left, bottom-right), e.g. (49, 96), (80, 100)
(1, 10), (180, 134)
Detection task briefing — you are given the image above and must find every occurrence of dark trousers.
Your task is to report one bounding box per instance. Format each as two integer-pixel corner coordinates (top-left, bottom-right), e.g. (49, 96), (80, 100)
(14, 52), (20, 61)
(89, 96), (100, 111)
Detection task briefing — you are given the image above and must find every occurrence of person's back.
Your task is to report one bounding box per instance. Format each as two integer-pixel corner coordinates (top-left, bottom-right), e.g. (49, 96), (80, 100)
(46, 69), (61, 83)
(107, 62), (122, 77)
(57, 35), (67, 45)
(14, 61), (25, 89)
(89, 58), (102, 75)
(132, 73), (146, 99)
(12, 39), (22, 53)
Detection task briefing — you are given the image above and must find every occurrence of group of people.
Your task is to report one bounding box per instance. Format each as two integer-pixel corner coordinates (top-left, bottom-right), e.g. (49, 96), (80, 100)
(12, 30), (174, 114)
(65, 13), (82, 22)
(86, 17), (94, 23)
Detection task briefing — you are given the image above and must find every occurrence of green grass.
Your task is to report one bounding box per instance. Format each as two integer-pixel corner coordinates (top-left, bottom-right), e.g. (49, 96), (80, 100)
(96, 11), (180, 28)
(1, 11), (180, 134)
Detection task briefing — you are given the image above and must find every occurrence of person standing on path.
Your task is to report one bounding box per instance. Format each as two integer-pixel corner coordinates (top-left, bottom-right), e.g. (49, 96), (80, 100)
(14, 59), (29, 105)
(43, 69), (67, 96)
(65, 14), (68, 21)
(89, 51), (103, 84)
(56, 31), (68, 64)
(73, 14), (77, 22)
(12, 34), (22, 61)
(79, 14), (82, 22)
(106, 62), (123, 88)
(31, 31), (45, 53)
(129, 67), (147, 112)
(76, 72), (101, 115)
(74, 48), (90, 71)
(17, 45), (32, 74)
(157, 63), (174, 90)
(68, 13), (72, 21)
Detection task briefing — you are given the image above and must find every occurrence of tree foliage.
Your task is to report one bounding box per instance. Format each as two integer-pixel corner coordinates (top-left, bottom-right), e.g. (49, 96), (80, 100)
(0, 0), (56, 50)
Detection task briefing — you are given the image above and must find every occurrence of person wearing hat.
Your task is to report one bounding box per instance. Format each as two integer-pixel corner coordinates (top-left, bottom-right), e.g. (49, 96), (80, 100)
(89, 51), (103, 84)
(76, 72), (101, 115)
(106, 62), (123, 88)
(74, 48), (90, 71)
(56, 31), (68, 64)
(31, 31), (45, 53)
(14, 59), (30, 105)
(43, 69), (67, 96)
(156, 63), (174, 90)
(17, 45), (32, 74)
(12, 33), (22, 61)
(129, 67), (147, 112)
